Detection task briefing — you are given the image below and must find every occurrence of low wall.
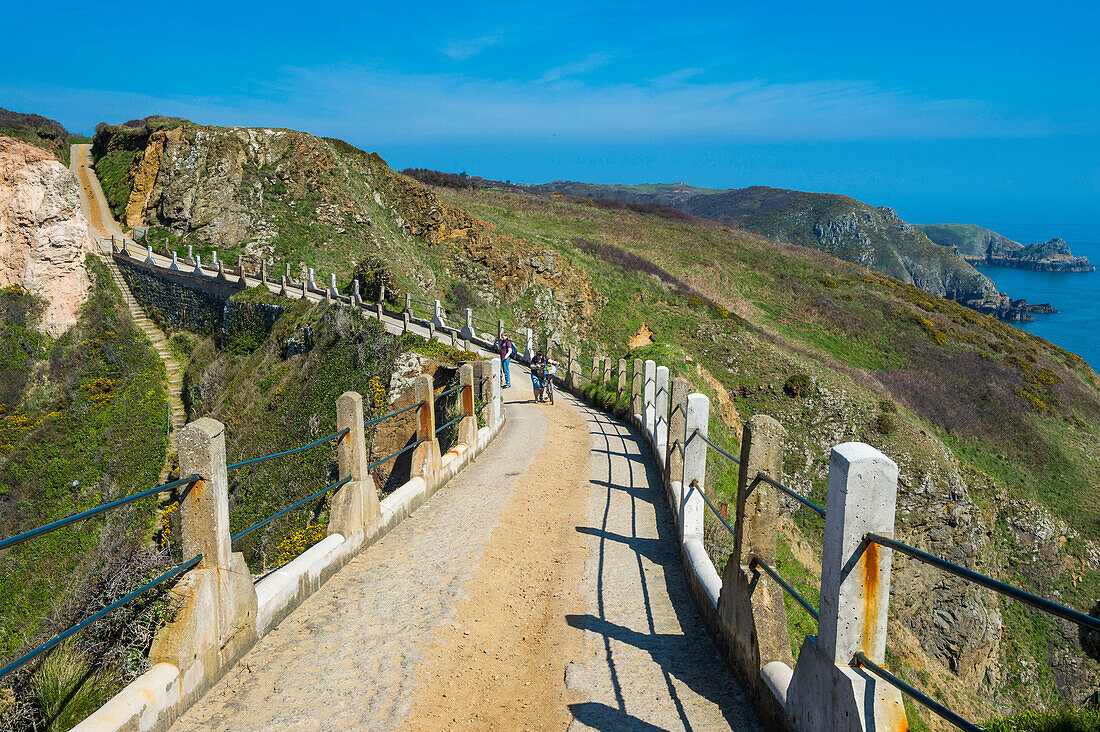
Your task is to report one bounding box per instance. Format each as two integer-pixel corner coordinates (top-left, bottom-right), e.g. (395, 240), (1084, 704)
(75, 402), (506, 732)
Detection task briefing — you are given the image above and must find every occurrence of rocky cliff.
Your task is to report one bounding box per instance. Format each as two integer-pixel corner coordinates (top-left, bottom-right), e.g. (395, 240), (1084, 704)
(529, 181), (1052, 321)
(919, 224), (1094, 272)
(0, 135), (93, 334)
(91, 122), (598, 332)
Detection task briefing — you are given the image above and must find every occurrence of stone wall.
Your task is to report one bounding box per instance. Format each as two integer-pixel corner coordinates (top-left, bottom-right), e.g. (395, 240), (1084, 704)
(116, 256), (285, 343)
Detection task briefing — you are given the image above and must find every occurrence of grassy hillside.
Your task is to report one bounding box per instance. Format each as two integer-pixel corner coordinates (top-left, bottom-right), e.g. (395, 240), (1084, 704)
(0, 258), (170, 728)
(425, 185), (1100, 723)
(0, 108), (70, 164)
(917, 223), (1023, 259)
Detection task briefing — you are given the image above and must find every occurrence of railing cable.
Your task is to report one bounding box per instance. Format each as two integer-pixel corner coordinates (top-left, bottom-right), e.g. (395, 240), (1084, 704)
(0, 553), (203, 680)
(363, 401), (422, 428)
(0, 474), (201, 551)
(756, 473), (825, 517)
(854, 652), (981, 732)
(232, 475), (352, 542)
(751, 557), (819, 621)
(227, 429), (349, 471)
(866, 532), (1100, 633)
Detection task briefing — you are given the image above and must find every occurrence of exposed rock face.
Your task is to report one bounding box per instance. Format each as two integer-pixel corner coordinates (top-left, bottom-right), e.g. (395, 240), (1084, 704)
(0, 135), (92, 334)
(919, 224), (1095, 273)
(96, 124), (599, 335)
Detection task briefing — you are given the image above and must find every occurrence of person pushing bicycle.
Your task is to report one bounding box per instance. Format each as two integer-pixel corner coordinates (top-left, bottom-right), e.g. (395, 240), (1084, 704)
(530, 352), (557, 403)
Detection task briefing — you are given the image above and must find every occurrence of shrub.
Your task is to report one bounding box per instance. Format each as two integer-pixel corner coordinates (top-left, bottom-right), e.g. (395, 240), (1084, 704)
(874, 412), (897, 435)
(784, 373), (813, 398)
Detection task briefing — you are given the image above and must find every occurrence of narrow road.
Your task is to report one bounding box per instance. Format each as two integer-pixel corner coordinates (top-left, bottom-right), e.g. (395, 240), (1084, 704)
(171, 374), (761, 730)
(71, 145), (185, 466)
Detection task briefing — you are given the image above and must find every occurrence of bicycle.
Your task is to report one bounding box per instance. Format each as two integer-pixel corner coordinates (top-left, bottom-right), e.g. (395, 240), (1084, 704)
(534, 362), (556, 405)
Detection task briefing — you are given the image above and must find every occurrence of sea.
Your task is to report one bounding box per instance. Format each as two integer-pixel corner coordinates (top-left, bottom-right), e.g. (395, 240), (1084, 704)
(971, 221), (1099, 372)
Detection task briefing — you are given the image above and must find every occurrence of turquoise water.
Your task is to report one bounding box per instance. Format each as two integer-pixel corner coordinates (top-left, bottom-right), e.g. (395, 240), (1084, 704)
(975, 240), (1100, 371)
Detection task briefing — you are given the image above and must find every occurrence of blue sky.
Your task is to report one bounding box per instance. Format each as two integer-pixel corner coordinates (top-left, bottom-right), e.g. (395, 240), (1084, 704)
(3, 0), (1098, 237)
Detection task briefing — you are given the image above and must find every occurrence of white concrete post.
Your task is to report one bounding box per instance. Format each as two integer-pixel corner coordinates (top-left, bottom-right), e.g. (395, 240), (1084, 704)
(643, 360), (657, 440)
(307, 267), (317, 292)
(177, 418), (231, 571)
(352, 279), (363, 306)
(617, 358), (628, 401)
(411, 375), (440, 488)
(631, 358), (644, 424)
(681, 394), (709, 541)
(279, 274), (288, 297)
(404, 293), (412, 315)
(458, 363), (478, 448)
(212, 251), (218, 267)
(330, 391), (380, 538)
(524, 328), (534, 362)
(187, 244), (193, 261)
(655, 365), (670, 455)
(259, 260), (268, 283)
(461, 308), (476, 340)
(329, 273), (339, 299)
(402, 311), (410, 334)
(151, 418), (256, 682)
(432, 299), (447, 329)
(193, 255), (204, 276)
(216, 261), (227, 281)
(170, 251), (180, 271)
(489, 357), (503, 430)
(145, 245), (155, 264)
(786, 442), (906, 731)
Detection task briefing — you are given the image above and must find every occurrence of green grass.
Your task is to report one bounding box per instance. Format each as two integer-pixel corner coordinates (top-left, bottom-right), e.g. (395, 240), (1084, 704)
(93, 150), (139, 219)
(986, 706), (1100, 732)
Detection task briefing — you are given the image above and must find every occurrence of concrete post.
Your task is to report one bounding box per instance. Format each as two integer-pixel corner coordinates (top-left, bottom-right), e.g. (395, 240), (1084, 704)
(193, 255), (204, 276)
(488, 357), (503, 430)
(617, 358), (627, 401)
(717, 415), (794, 704)
(655, 365), (670, 455)
(145, 246), (155, 265)
(591, 356), (600, 383)
(329, 273), (339, 299)
(631, 358), (644, 423)
(681, 394), (709, 541)
(786, 443), (906, 732)
(665, 377), (689, 489)
(427, 320), (435, 341)
(450, 329), (460, 347)
(379, 281), (387, 304)
(402, 311), (410, 334)
(567, 348), (580, 390)
(545, 335), (553, 361)
(602, 357), (612, 386)
(186, 244), (192, 262)
(643, 360), (657, 440)
(410, 374), (440, 487)
(177, 419), (231, 571)
(170, 251), (180, 271)
(458, 364), (478, 448)
(216, 261), (227, 281)
(404, 293), (412, 315)
(284, 262), (290, 281)
(432, 299), (447, 329)
(259, 260), (268, 283)
(307, 267), (317, 292)
(212, 251), (218, 267)
(151, 418), (256, 684)
(352, 279), (363, 307)
(524, 327), (534, 363)
(236, 254), (243, 275)
(461, 308), (476, 340)
(330, 392), (380, 539)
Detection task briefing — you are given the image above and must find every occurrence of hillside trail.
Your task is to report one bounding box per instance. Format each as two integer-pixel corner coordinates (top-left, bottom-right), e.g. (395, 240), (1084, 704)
(171, 371), (761, 730)
(71, 144), (185, 475)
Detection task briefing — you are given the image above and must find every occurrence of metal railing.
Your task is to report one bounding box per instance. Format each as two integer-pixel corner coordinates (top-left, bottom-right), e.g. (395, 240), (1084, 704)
(232, 476), (352, 542)
(227, 429), (348, 471)
(364, 400), (422, 428)
(0, 474), (200, 551)
(0, 554), (203, 680)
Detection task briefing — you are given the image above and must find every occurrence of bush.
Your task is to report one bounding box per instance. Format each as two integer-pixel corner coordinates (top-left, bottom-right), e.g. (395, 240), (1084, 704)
(874, 412), (897, 435)
(783, 373), (813, 398)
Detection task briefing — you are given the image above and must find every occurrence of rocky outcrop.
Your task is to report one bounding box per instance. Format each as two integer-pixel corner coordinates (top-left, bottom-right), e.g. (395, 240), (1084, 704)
(919, 225), (1094, 273)
(0, 135), (92, 334)
(95, 124), (600, 335)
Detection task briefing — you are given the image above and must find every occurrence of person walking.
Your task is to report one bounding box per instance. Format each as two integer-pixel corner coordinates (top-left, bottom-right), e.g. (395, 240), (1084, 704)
(530, 352), (556, 402)
(496, 333), (517, 388)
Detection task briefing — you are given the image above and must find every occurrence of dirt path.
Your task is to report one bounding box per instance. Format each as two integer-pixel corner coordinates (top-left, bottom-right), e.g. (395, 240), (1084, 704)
(402, 381), (594, 729)
(70, 144), (185, 465)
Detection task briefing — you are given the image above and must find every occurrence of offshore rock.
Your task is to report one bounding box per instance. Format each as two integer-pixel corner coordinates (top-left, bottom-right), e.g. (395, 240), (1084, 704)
(0, 134), (93, 334)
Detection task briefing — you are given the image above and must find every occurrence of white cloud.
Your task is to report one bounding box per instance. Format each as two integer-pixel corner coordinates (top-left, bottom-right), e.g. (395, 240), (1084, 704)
(0, 67), (1056, 147)
(539, 53), (612, 83)
(441, 34), (503, 61)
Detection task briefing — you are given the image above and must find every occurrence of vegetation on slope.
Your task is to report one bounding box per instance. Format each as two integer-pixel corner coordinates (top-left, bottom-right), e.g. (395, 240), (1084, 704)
(425, 185), (1100, 723)
(0, 258), (171, 729)
(0, 108), (71, 164)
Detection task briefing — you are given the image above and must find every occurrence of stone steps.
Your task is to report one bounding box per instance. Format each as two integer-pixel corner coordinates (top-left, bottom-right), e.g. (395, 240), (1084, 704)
(99, 255), (188, 472)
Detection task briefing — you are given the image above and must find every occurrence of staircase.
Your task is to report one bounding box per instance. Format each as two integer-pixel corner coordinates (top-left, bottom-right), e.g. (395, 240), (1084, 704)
(100, 255), (186, 472)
